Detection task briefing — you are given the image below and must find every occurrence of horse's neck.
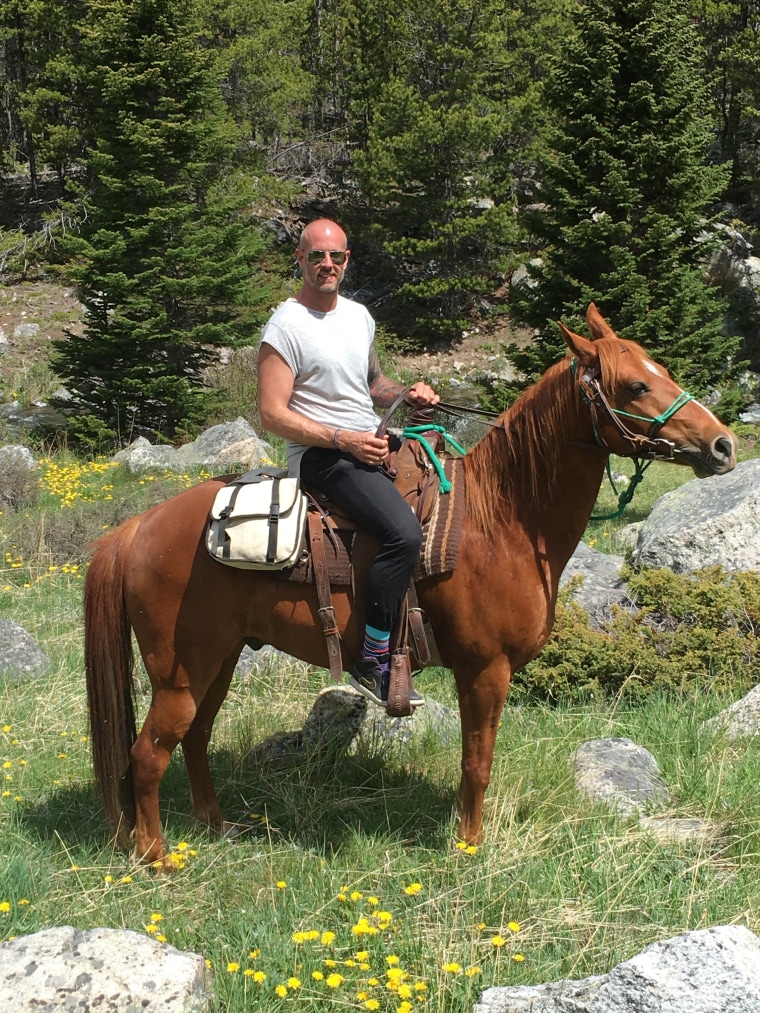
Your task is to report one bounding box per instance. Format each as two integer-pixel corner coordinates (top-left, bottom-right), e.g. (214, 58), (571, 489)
(467, 369), (610, 580)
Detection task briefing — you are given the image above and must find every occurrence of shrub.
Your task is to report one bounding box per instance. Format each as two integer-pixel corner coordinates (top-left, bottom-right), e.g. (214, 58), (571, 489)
(512, 567), (759, 702)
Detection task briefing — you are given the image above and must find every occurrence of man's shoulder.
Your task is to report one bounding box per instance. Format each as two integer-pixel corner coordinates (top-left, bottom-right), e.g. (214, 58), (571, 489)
(335, 295), (374, 330)
(265, 297), (300, 326)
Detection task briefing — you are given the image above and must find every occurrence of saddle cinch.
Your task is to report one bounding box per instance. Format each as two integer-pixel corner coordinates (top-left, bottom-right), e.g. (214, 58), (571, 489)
(206, 413), (466, 717)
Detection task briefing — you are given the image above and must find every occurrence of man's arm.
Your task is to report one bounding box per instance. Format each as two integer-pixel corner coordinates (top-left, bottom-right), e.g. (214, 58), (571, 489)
(367, 344), (440, 409)
(258, 343), (391, 465)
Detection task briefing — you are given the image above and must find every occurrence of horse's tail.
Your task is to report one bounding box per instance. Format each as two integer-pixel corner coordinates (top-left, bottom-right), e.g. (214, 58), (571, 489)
(84, 516), (141, 847)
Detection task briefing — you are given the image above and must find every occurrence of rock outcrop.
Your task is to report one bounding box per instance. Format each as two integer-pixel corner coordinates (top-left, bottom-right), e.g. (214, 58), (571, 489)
(474, 924), (760, 1013)
(0, 926), (214, 1012)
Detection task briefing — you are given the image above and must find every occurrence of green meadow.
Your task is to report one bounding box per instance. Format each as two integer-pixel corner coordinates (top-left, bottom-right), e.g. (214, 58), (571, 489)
(1, 446), (760, 1011)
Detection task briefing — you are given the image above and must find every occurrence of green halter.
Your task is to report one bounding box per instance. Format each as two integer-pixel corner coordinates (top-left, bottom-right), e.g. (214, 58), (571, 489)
(569, 357), (696, 520)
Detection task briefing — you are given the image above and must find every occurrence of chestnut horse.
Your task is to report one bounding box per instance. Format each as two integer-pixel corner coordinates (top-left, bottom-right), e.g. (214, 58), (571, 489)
(85, 306), (736, 868)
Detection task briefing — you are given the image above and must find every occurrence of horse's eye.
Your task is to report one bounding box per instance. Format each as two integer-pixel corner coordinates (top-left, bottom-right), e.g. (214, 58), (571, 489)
(628, 382), (648, 397)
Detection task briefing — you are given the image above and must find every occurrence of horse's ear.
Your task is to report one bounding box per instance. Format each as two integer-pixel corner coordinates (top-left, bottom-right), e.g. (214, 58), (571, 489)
(586, 303), (617, 341)
(558, 320), (599, 367)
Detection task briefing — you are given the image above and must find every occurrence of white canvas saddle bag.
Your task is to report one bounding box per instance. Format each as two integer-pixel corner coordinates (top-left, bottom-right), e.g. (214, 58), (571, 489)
(206, 468), (308, 569)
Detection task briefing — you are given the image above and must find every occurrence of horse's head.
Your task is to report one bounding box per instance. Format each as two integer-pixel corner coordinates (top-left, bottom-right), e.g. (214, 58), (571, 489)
(558, 304), (736, 477)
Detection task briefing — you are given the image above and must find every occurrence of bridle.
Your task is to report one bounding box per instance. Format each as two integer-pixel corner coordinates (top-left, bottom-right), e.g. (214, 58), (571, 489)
(574, 359), (695, 462)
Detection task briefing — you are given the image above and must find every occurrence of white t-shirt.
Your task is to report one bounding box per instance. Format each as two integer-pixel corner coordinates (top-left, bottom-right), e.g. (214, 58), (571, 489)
(260, 296), (382, 473)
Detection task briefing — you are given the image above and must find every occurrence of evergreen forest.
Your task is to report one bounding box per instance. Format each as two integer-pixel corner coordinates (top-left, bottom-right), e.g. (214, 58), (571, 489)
(2, 0), (760, 443)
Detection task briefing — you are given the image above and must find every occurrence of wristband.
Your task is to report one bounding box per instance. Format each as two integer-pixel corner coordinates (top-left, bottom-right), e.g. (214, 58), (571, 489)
(333, 428), (342, 450)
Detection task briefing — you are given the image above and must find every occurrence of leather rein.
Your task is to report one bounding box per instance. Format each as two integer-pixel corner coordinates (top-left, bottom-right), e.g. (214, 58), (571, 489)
(376, 362), (696, 462)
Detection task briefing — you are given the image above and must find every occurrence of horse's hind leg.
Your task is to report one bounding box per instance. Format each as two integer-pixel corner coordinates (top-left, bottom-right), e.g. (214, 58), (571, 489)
(131, 687), (198, 869)
(181, 649), (241, 836)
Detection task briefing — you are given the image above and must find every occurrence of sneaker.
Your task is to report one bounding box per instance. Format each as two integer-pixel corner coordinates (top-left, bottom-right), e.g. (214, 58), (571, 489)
(408, 683), (425, 708)
(349, 656), (426, 709)
(349, 656), (389, 706)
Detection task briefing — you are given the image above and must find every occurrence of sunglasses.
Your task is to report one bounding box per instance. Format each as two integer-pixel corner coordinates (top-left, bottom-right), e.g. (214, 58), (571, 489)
(304, 249), (348, 265)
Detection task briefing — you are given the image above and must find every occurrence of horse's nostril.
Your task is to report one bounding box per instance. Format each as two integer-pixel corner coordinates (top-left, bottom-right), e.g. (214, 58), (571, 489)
(712, 436), (734, 461)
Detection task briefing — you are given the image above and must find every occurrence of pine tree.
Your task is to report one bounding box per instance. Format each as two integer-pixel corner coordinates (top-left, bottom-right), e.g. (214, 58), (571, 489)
(692, 0), (760, 213)
(53, 0), (271, 445)
(0, 0), (87, 190)
(511, 0), (741, 406)
(334, 0), (522, 342)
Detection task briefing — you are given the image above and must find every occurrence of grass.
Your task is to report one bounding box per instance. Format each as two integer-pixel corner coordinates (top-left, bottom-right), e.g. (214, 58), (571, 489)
(585, 424), (760, 554)
(2, 566), (760, 1011)
(0, 431), (759, 1009)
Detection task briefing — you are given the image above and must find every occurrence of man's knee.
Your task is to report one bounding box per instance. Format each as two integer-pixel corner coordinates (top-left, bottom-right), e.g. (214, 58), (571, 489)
(394, 514), (423, 561)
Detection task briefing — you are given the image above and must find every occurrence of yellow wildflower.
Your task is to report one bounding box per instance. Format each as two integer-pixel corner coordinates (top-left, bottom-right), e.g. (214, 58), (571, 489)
(325, 973), (344, 988)
(442, 962), (461, 973)
(226, 962), (240, 973)
(275, 984), (287, 997)
(403, 882), (422, 895)
(491, 935), (506, 947)
(508, 920), (520, 932)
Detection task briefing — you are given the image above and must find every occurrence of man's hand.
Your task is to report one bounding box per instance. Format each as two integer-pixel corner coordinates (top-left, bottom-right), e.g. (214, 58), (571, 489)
(406, 382), (440, 407)
(338, 430), (390, 466)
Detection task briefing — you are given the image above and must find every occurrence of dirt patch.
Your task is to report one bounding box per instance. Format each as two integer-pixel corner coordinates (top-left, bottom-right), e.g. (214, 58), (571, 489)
(396, 314), (534, 385)
(0, 280), (84, 399)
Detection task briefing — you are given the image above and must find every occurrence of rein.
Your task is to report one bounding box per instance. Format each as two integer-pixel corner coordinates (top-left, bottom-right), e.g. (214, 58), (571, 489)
(570, 357), (696, 520)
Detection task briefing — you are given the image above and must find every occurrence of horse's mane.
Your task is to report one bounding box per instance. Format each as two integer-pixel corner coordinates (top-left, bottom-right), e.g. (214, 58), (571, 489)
(464, 337), (634, 532)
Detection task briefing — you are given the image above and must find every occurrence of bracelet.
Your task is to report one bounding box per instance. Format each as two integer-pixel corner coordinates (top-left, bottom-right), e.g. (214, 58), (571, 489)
(333, 428), (342, 450)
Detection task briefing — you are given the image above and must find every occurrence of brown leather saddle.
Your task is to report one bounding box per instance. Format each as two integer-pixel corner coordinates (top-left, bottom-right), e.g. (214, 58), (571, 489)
(289, 398), (450, 716)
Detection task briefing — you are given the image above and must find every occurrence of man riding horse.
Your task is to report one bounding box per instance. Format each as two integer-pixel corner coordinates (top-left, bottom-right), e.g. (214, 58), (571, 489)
(257, 218), (439, 707)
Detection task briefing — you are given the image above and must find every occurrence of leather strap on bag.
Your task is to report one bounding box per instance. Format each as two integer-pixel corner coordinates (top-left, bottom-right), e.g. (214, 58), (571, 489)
(266, 478), (281, 564)
(307, 510), (343, 682)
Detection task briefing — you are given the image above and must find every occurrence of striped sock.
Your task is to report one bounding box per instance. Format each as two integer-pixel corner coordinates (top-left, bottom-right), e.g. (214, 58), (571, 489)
(362, 624), (391, 660)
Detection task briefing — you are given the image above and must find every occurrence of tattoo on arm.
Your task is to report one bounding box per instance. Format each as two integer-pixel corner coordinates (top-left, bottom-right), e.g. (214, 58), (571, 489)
(369, 373), (405, 407)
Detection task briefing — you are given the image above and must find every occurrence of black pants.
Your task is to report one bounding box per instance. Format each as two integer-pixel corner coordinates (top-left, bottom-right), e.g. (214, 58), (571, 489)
(300, 448), (422, 633)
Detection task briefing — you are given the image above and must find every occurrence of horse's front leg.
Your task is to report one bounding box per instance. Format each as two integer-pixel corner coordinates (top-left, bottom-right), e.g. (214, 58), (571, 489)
(181, 651), (240, 837)
(454, 656), (511, 845)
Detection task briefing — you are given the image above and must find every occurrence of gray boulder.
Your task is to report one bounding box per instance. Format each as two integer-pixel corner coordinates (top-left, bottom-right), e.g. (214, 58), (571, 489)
(572, 738), (668, 816)
(113, 418), (273, 473)
(560, 542), (628, 626)
(0, 619), (49, 680)
(249, 684), (460, 766)
(0, 443), (36, 471)
(12, 322), (40, 339)
(174, 417), (273, 469)
(474, 924), (760, 1013)
(630, 458), (760, 573)
(0, 925), (213, 1012)
(702, 683), (760, 741)
(112, 435), (182, 473)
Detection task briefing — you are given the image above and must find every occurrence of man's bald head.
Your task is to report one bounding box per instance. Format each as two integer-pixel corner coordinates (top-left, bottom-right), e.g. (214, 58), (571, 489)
(299, 219), (348, 251)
